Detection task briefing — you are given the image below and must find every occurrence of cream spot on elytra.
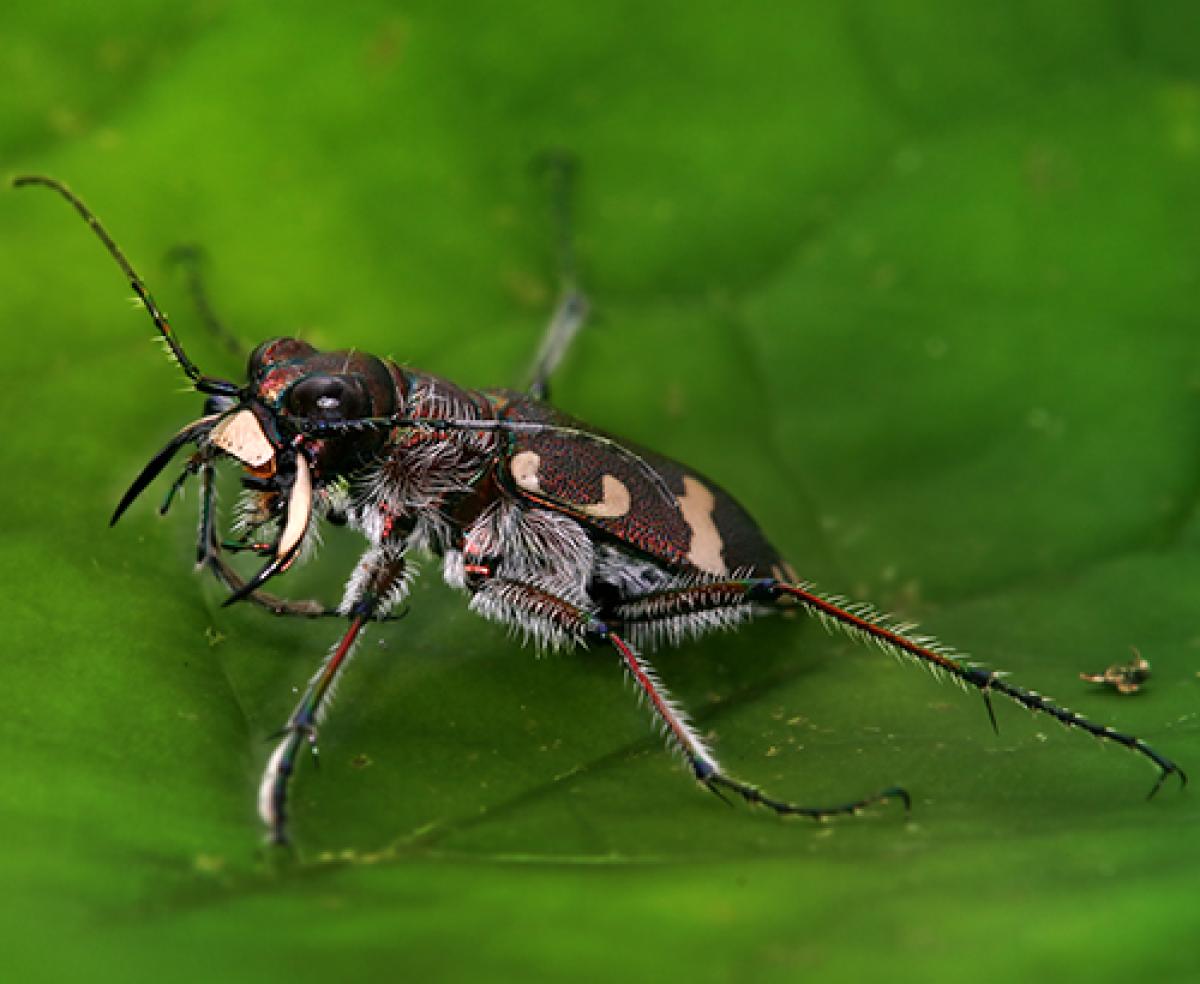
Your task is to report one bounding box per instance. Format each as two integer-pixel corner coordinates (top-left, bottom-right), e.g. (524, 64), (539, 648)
(578, 474), (631, 519)
(677, 476), (727, 575)
(510, 450), (541, 492)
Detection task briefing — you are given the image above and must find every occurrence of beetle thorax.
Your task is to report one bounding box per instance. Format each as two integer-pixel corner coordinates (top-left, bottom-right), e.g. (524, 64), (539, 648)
(353, 371), (499, 548)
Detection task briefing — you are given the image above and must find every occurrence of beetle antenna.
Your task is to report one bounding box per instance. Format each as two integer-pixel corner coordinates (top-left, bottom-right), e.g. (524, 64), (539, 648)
(12, 175), (239, 398)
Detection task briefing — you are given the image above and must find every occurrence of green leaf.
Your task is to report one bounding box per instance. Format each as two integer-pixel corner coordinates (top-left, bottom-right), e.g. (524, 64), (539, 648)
(2, 3), (1199, 981)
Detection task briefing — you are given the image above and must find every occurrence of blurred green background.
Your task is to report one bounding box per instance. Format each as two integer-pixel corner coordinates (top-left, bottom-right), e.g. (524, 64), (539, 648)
(3, 2), (1200, 981)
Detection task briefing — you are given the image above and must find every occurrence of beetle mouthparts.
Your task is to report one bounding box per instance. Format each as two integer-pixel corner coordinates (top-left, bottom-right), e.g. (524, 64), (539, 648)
(209, 408), (277, 469)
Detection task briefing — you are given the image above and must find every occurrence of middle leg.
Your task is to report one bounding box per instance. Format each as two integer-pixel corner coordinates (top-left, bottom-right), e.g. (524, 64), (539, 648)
(468, 575), (908, 820)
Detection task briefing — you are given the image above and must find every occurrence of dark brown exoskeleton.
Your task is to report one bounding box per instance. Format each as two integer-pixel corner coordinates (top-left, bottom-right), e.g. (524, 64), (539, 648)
(16, 174), (1185, 845)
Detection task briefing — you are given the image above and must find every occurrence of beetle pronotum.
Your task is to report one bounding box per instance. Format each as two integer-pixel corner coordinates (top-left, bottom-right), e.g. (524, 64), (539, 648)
(16, 173), (1185, 844)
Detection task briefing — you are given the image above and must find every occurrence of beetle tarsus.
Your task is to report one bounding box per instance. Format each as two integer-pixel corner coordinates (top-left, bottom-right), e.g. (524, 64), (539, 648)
(705, 773), (910, 821)
(702, 778), (736, 808)
(1141, 748), (1186, 800)
(981, 691), (1000, 736)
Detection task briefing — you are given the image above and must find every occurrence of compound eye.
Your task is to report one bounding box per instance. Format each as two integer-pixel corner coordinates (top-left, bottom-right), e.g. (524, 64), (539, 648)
(286, 374), (369, 421)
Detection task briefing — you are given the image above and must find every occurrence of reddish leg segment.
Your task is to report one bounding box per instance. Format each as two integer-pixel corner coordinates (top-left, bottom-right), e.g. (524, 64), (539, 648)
(258, 551), (409, 844)
(259, 612), (370, 843)
(605, 627), (908, 819)
(613, 577), (1187, 798)
(469, 575), (909, 821)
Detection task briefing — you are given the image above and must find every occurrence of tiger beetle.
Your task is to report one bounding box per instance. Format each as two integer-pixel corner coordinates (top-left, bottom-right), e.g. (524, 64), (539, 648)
(14, 171), (1186, 845)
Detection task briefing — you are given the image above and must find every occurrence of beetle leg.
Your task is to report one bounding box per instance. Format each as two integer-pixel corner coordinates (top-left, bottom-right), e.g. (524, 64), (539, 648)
(526, 287), (588, 401)
(259, 547), (410, 844)
(259, 612), (370, 845)
(614, 577), (1187, 798)
(526, 152), (589, 401)
(600, 626), (909, 821)
(195, 461), (340, 619)
(203, 552), (336, 619)
(468, 574), (906, 821)
(190, 462), (399, 621)
(221, 456), (314, 607)
(159, 453), (204, 516)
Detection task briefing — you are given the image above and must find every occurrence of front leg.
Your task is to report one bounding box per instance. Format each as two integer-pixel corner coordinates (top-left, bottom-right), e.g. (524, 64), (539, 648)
(258, 544), (410, 844)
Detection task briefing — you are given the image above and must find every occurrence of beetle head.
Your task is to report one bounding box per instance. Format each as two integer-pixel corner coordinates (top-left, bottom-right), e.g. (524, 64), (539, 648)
(15, 175), (410, 606)
(184, 339), (407, 604)
(223, 337), (404, 479)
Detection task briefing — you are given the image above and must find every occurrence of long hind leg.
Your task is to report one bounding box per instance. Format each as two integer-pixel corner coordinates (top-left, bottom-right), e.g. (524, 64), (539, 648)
(604, 628), (909, 818)
(468, 574), (907, 820)
(612, 576), (1187, 797)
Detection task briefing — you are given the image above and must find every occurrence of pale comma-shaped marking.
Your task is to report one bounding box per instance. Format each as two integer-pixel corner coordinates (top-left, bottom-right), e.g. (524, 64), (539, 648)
(510, 450), (542, 492)
(676, 476), (728, 576)
(510, 449), (632, 518)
